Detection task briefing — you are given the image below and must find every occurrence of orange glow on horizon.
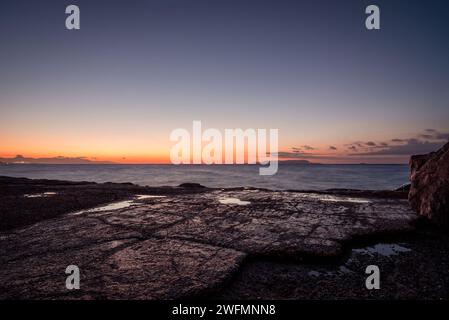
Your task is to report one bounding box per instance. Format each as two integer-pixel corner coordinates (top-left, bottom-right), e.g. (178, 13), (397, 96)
(0, 147), (357, 165)
(0, 136), (410, 164)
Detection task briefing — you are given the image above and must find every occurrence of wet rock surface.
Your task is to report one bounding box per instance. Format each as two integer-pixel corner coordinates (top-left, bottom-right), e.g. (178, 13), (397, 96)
(213, 231), (449, 300)
(409, 142), (449, 228)
(1, 176), (446, 300)
(0, 176), (208, 231)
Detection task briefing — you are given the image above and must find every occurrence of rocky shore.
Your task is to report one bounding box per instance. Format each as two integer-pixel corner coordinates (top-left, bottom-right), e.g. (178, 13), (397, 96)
(1, 174), (449, 300)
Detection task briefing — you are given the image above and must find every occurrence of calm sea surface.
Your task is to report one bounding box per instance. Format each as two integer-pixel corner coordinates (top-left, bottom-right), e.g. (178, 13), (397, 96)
(0, 164), (409, 191)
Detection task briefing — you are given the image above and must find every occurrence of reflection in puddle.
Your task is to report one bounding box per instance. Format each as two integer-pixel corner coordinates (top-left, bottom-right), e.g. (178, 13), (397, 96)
(136, 195), (166, 200)
(307, 243), (412, 279)
(308, 271), (320, 277)
(219, 198), (251, 205)
(300, 193), (371, 204)
(353, 243), (411, 257)
(24, 192), (57, 198)
(73, 200), (136, 215)
(70, 194), (167, 216)
(339, 266), (353, 274)
(308, 265), (354, 278)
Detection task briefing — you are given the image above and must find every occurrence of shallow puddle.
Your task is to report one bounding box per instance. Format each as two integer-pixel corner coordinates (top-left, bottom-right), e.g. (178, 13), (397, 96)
(24, 192), (57, 198)
(300, 193), (371, 204)
(353, 243), (412, 257)
(70, 194), (166, 216)
(136, 195), (166, 200)
(219, 198), (251, 206)
(73, 200), (136, 215)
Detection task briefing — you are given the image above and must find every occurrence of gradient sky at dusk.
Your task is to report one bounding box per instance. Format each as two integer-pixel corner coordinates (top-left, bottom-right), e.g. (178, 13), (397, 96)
(1, 0), (448, 163)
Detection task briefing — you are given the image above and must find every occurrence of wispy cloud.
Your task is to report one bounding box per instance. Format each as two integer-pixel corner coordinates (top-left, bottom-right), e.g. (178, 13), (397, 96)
(0, 155), (115, 164)
(353, 139), (444, 156)
(290, 145), (316, 153)
(301, 145), (315, 151)
(279, 129), (448, 163)
(347, 129), (448, 156)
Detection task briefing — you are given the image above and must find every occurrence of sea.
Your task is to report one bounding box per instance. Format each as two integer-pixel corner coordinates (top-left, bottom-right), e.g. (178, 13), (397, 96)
(0, 164), (410, 191)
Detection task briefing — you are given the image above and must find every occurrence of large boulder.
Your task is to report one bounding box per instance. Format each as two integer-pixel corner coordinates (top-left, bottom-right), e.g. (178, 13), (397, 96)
(409, 142), (449, 228)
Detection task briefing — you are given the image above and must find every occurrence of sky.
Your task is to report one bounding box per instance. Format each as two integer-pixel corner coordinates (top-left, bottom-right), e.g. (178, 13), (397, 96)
(1, 0), (448, 164)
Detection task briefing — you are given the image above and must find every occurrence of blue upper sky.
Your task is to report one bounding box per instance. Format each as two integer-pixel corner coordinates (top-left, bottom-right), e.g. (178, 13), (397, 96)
(1, 0), (448, 163)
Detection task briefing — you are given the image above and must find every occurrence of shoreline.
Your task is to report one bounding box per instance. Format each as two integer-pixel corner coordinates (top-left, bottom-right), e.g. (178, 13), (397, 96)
(0, 175), (410, 231)
(0, 163), (410, 193)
